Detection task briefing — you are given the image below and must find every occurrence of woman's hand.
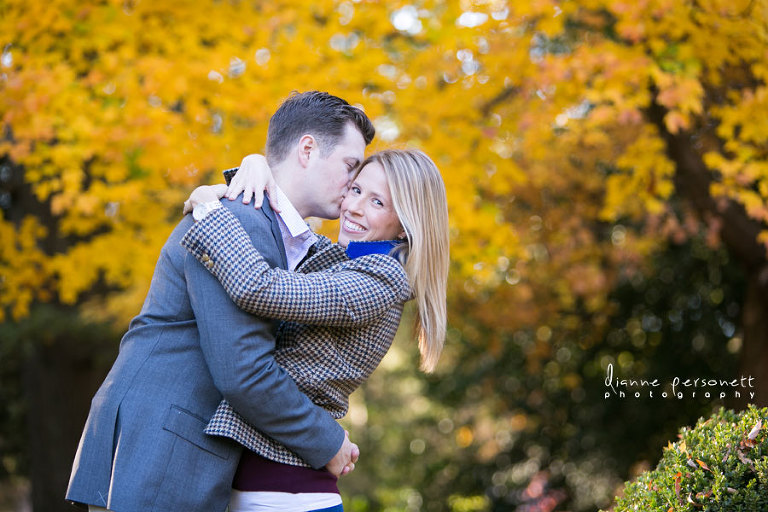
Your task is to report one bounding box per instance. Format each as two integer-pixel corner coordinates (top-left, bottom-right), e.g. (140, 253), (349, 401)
(182, 184), (227, 215)
(225, 154), (280, 211)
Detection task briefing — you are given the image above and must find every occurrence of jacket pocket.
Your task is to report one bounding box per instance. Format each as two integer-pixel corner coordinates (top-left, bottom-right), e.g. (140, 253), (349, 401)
(162, 405), (232, 460)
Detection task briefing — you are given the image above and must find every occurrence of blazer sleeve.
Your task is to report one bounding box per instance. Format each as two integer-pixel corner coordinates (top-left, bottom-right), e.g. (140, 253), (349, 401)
(181, 206), (410, 327)
(184, 197), (344, 469)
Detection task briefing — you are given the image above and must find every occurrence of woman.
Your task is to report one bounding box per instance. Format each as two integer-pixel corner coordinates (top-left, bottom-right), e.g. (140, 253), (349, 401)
(182, 149), (449, 512)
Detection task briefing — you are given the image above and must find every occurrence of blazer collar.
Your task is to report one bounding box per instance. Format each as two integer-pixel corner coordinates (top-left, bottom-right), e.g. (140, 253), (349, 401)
(260, 197), (289, 270)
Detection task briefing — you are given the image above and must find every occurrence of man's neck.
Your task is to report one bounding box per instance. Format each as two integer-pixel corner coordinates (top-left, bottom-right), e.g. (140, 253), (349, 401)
(272, 166), (309, 218)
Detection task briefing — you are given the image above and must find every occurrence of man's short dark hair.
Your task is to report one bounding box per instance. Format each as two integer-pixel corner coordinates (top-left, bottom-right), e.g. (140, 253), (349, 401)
(265, 91), (375, 165)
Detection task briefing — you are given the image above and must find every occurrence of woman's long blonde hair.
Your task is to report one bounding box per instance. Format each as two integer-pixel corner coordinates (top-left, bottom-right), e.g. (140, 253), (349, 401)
(357, 149), (450, 372)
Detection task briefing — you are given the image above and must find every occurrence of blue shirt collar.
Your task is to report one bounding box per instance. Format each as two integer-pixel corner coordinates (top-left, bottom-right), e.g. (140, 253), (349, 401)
(345, 240), (403, 259)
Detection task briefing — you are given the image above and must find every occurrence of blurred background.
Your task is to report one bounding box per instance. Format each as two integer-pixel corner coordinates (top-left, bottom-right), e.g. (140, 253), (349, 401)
(1, 0), (767, 510)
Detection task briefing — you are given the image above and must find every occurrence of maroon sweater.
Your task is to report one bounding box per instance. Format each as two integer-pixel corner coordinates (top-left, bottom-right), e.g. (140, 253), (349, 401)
(232, 450), (339, 494)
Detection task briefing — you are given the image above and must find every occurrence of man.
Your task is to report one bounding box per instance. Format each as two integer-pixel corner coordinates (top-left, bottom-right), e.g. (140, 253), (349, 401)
(66, 91), (375, 511)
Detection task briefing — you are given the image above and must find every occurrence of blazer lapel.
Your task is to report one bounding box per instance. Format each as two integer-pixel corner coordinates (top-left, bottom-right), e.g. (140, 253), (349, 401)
(260, 201), (289, 270)
(298, 237), (347, 273)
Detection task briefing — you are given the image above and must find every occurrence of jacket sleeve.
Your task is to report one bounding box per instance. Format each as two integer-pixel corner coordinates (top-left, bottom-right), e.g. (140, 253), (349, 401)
(184, 197), (344, 469)
(181, 207), (410, 327)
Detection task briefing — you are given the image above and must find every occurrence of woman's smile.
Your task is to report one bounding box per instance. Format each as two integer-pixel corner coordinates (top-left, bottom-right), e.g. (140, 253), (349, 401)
(342, 217), (367, 233)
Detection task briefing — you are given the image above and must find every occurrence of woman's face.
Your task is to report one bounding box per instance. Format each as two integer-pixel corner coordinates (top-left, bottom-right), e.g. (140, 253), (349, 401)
(337, 161), (404, 247)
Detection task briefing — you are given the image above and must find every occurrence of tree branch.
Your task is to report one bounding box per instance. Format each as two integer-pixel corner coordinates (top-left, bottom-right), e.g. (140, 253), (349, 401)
(481, 86), (520, 117)
(646, 99), (766, 271)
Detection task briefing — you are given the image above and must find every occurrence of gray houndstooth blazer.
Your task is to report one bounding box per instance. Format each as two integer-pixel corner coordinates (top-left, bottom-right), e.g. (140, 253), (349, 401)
(181, 207), (411, 466)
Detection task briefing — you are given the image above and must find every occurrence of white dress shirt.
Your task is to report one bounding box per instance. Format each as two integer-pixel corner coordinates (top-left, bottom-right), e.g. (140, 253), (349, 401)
(272, 186), (318, 271)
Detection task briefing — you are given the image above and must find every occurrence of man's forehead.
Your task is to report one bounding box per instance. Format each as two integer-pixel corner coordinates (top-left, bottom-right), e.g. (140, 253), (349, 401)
(343, 122), (366, 144)
(340, 137), (365, 159)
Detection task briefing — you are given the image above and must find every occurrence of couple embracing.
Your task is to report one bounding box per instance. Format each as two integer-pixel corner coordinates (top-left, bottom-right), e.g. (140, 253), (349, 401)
(66, 91), (450, 512)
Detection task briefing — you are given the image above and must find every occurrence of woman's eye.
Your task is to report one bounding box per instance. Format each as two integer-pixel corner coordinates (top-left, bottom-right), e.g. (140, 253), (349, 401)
(373, 199), (383, 207)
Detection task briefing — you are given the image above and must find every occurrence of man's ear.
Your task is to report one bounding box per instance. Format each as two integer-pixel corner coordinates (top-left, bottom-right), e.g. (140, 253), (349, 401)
(297, 134), (317, 168)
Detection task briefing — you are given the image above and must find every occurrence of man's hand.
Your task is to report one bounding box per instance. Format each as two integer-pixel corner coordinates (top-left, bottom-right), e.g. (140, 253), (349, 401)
(325, 431), (359, 477)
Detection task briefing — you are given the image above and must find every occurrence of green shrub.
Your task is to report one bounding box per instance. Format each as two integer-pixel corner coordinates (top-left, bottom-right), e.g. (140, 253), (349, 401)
(606, 405), (768, 512)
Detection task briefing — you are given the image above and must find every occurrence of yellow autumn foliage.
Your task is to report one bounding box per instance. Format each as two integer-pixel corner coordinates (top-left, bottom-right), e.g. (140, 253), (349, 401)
(1, 0), (766, 337)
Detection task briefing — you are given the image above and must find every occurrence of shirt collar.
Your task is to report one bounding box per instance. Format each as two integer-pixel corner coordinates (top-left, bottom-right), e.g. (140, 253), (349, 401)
(274, 185), (312, 239)
(345, 240), (403, 259)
